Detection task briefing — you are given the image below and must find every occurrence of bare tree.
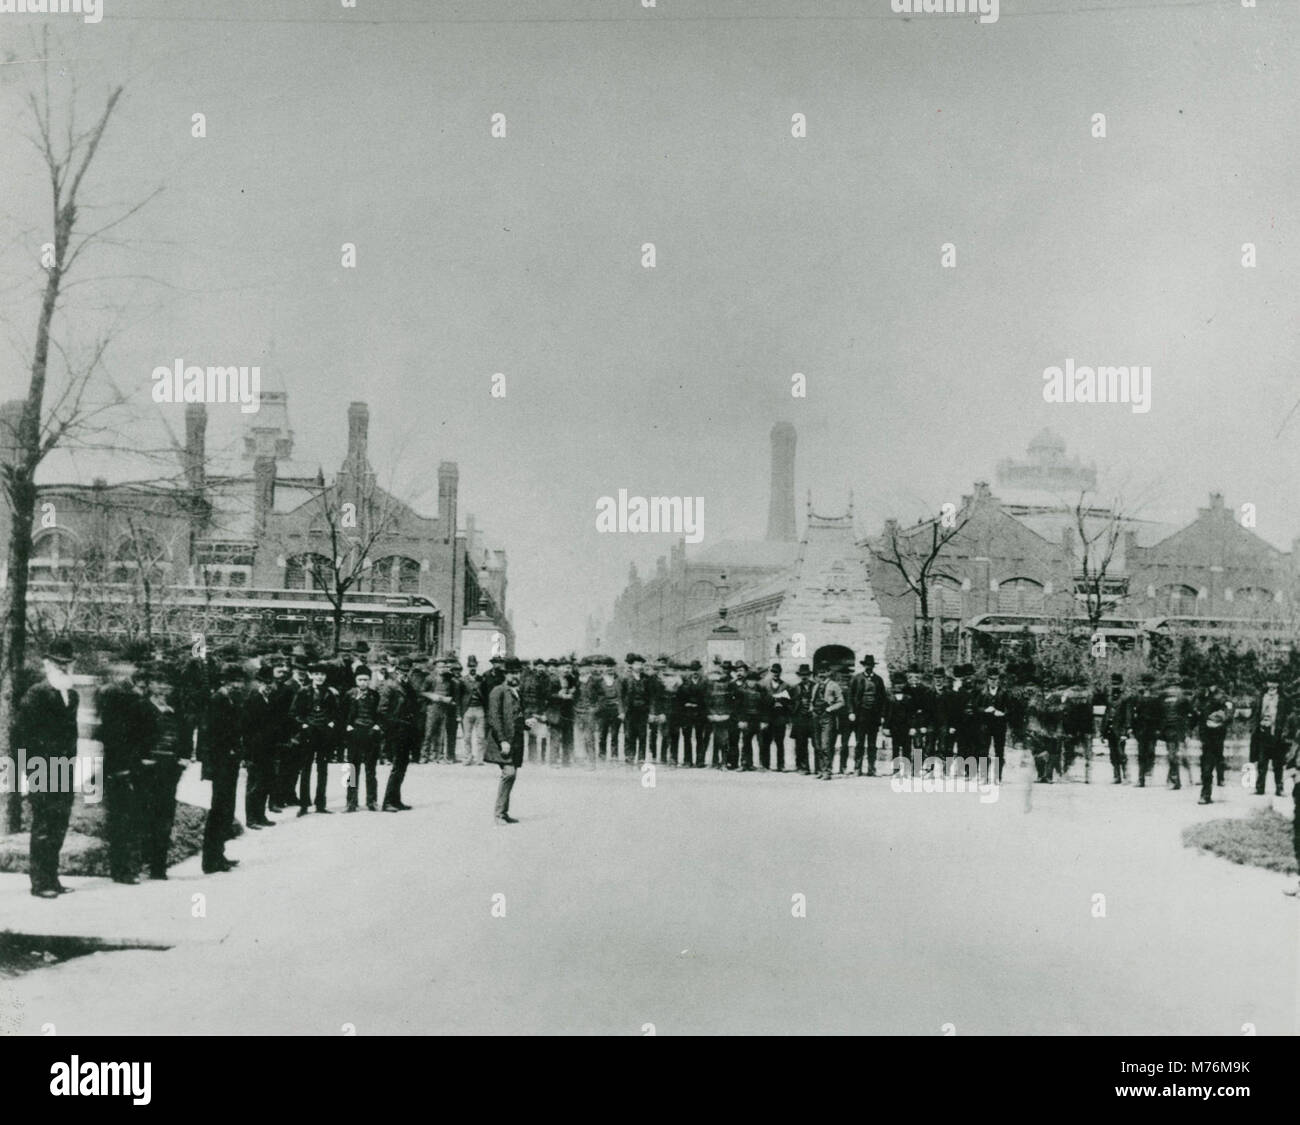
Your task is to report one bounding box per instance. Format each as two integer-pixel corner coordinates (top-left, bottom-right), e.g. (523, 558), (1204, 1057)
(1, 46), (157, 831)
(300, 471), (403, 654)
(1070, 489), (1128, 636)
(868, 506), (971, 668)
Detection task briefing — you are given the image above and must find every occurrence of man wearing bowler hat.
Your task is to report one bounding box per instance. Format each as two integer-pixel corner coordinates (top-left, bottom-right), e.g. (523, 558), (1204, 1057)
(849, 654), (889, 777)
(17, 640), (80, 898)
(680, 659), (708, 767)
(761, 663), (791, 772)
(790, 664), (816, 774)
(486, 657), (526, 824)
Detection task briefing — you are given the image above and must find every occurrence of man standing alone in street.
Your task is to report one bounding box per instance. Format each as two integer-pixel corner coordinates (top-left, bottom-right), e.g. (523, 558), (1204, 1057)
(486, 657), (525, 824)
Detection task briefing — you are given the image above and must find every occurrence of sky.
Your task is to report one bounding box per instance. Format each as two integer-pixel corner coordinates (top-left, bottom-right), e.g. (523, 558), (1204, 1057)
(0, 0), (1297, 653)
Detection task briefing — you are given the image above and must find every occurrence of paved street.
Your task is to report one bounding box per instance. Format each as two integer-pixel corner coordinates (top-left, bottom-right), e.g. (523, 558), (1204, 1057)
(0, 755), (1294, 1036)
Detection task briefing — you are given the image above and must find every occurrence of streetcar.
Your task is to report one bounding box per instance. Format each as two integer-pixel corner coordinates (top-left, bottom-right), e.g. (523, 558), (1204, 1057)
(27, 582), (441, 654)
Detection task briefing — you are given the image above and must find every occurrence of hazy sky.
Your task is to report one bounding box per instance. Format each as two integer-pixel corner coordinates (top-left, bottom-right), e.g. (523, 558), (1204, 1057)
(1, 0), (1297, 652)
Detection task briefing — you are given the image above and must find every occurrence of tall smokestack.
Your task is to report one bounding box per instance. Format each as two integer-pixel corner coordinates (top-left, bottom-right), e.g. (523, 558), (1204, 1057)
(766, 421), (796, 542)
(347, 401), (369, 467)
(184, 403), (207, 493)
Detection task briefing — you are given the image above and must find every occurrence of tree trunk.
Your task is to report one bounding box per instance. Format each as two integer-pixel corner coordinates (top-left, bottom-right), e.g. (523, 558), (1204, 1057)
(1, 474), (37, 833)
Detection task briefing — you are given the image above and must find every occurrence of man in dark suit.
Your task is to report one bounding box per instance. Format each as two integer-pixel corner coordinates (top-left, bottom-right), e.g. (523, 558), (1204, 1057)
(202, 664), (246, 874)
(848, 654), (889, 777)
(678, 660), (707, 767)
(344, 664), (383, 810)
(1100, 672), (1128, 784)
(977, 667), (1013, 784)
(486, 657), (526, 824)
(1251, 673), (1290, 797)
(268, 657), (298, 811)
(242, 665), (280, 828)
(291, 662), (339, 814)
(17, 640), (80, 898)
(620, 653), (652, 767)
(889, 665), (928, 762)
(95, 641), (153, 884)
(1125, 673), (1164, 787)
(378, 657), (419, 811)
(138, 663), (188, 880)
(790, 665), (816, 774)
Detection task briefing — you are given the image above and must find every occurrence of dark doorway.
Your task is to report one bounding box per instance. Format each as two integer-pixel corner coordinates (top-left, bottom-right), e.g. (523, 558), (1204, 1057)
(813, 644), (854, 687)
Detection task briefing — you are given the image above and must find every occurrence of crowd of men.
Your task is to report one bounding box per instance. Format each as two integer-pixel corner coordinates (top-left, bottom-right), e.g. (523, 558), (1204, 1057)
(11, 637), (1299, 898)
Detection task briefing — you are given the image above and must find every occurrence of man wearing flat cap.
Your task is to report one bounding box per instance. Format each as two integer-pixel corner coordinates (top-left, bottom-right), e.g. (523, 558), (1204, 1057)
(486, 658), (525, 823)
(291, 662), (339, 815)
(16, 640), (80, 898)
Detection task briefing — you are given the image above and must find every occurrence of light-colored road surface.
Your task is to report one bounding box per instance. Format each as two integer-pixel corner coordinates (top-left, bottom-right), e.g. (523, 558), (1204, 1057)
(1, 757), (1295, 1035)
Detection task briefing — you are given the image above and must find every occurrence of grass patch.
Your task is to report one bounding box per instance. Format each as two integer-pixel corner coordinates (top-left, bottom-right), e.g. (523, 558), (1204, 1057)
(1183, 807), (1297, 875)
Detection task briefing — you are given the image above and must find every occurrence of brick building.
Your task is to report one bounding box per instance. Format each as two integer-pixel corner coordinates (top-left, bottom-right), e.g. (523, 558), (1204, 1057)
(0, 390), (513, 656)
(605, 425), (1298, 670)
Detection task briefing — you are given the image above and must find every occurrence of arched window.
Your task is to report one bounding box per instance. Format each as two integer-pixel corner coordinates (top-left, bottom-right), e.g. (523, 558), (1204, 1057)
(1155, 583), (1198, 616)
(285, 552), (331, 591)
(1235, 586), (1274, 616)
(371, 555), (421, 594)
(931, 575), (963, 617)
(996, 577), (1045, 614)
(29, 528), (78, 583)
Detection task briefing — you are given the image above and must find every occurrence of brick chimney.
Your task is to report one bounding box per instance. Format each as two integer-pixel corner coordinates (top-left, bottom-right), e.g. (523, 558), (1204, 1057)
(347, 402), (369, 468)
(438, 462), (458, 544)
(184, 403), (207, 493)
(766, 422), (797, 542)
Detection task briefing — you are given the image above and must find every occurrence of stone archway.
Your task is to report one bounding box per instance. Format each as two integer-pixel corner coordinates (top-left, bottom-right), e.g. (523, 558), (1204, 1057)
(813, 643), (854, 678)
